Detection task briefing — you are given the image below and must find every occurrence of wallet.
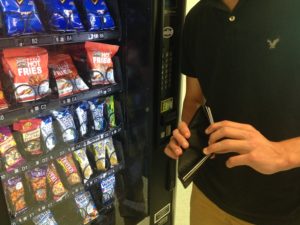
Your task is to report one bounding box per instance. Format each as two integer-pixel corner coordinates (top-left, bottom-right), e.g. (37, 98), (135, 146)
(178, 105), (214, 188)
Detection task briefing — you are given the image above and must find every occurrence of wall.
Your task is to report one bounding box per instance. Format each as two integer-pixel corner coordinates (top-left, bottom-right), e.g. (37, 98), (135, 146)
(174, 1), (199, 225)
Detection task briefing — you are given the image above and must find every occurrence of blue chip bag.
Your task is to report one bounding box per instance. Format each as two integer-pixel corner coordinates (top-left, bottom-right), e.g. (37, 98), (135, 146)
(52, 107), (78, 143)
(88, 98), (106, 133)
(0, 0), (44, 36)
(76, 0), (115, 31)
(38, 0), (84, 32)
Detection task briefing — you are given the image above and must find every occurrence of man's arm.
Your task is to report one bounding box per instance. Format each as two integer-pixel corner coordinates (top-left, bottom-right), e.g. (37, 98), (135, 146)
(164, 76), (204, 159)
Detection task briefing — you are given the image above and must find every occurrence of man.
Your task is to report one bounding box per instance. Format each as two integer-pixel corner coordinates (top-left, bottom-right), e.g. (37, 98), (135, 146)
(164, 0), (300, 224)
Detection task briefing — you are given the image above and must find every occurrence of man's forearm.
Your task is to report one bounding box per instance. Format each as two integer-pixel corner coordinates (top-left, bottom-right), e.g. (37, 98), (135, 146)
(279, 137), (300, 170)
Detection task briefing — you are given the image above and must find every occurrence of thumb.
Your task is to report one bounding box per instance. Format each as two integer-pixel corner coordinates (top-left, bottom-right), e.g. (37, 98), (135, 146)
(226, 155), (249, 168)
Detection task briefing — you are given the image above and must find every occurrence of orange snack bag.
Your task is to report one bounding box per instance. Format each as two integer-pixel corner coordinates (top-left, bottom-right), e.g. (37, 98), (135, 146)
(85, 41), (119, 86)
(3, 47), (50, 102)
(49, 54), (89, 98)
(0, 81), (9, 110)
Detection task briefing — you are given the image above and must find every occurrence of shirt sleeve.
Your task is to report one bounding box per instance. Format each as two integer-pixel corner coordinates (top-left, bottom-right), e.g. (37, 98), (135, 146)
(180, 9), (198, 78)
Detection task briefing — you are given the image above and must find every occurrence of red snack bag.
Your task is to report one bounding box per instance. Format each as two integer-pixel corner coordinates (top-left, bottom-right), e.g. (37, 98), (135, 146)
(2, 47), (50, 102)
(0, 126), (25, 172)
(85, 42), (119, 86)
(13, 119), (43, 156)
(47, 162), (67, 202)
(57, 153), (81, 186)
(48, 54), (89, 98)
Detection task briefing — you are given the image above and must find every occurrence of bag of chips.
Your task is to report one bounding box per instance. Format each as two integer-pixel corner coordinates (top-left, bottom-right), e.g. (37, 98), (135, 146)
(47, 162), (67, 202)
(89, 140), (106, 171)
(38, 0), (84, 32)
(85, 42), (119, 86)
(57, 153), (81, 186)
(40, 115), (57, 152)
(73, 148), (93, 183)
(13, 119), (43, 156)
(75, 0), (115, 31)
(0, 126), (25, 172)
(4, 176), (27, 216)
(0, 0), (44, 36)
(26, 165), (48, 202)
(100, 173), (115, 205)
(32, 210), (58, 225)
(74, 191), (99, 224)
(52, 108), (78, 143)
(88, 98), (106, 133)
(49, 54), (89, 98)
(104, 137), (118, 167)
(2, 47), (50, 102)
(74, 101), (89, 138)
(105, 95), (116, 128)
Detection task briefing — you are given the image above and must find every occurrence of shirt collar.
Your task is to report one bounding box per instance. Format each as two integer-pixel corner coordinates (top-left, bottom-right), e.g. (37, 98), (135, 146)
(202, 0), (245, 12)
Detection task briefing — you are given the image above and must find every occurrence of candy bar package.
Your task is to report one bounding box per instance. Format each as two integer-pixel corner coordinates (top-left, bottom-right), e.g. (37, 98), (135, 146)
(100, 173), (115, 205)
(4, 175), (28, 216)
(75, 0), (115, 31)
(89, 140), (106, 171)
(40, 116), (57, 152)
(0, 0), (44, 36)
(26, 165), (48, 202)
(37, 0), (84, 32)
(105, 95), (116, 128)
(73, 148), (93, 183)
(48, 54), (89, 98)
(74, 102), (89, 138)
(32, 210), (58, 225)
(57, 153), (81, 186)
(104, 137), (118, 167)
(85, 42), (119, 86)
(2, 47), (50, 102)
(52, 108), (78, 143)
(0, 126), (25, 172)
(13, 119), (43, 157)
(47, 162), (68, 202)
(74, 191), (99, 224)
(88, 98), (107, 133)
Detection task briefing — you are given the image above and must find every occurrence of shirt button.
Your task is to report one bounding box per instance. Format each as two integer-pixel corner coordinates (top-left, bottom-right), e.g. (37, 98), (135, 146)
(229, 16), (236, 22)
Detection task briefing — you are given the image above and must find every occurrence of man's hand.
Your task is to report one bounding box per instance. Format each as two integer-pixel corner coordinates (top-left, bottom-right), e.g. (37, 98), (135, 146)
(203, 120), (293, 174)
(164, 121), (191, 160)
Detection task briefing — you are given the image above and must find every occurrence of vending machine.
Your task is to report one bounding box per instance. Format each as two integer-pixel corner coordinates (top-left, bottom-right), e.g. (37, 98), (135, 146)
(0, 0), (186, 224)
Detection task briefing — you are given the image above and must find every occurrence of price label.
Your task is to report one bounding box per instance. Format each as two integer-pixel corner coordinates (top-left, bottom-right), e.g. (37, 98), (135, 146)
(66, 35), (73, 42)
(99, 32), (105, 39)
(16, 39), (24, 47)
(0, 114), (5, 121)
(1, 174), (6, 180)
(31, 38), (39, 45)
(61, 96), (77, 105)
(88, 33), (99, 40)
(29, 104), (47, 114)
(41, 157), (49, 164)
(59, 150), (66, 156)
(21, 165), (28, 172)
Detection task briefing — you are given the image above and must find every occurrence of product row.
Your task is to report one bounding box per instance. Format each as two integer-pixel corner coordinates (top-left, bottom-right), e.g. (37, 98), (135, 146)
(3, 142), (118, 218)
(0, 41), (120, 109)
(0, 95), (119, 174)
(0, 0), (116, 37)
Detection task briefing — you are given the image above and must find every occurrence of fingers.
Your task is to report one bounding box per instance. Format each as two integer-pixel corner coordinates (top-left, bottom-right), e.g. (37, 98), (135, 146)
(208, 126), (249, 144)
(203, 139), (249, 155)
(178, 121), (191, 138)
(206, 120), (256, 135)
(226, 154), (250, 168)
(164, 121), (191, 160)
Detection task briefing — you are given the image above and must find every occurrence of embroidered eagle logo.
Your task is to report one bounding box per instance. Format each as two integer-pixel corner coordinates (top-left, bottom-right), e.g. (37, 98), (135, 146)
(91, 0), (99, 5)
(16, 0), (24, 5)
(267, 38), (280, 50)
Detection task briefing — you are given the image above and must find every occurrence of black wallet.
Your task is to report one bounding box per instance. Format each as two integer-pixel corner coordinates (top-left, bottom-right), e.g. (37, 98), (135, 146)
(178, 105), (214, 188)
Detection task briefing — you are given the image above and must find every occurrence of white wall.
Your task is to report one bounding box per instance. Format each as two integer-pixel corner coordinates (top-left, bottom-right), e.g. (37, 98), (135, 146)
(174, 1), (199, 225)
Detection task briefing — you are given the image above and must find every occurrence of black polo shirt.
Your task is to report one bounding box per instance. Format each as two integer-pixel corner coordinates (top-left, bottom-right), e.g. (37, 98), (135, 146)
(182, 0), (300, 224)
